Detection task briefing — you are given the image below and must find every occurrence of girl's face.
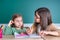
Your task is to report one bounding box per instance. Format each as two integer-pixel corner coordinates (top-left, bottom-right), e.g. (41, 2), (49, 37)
(35, 13), (40, 23)
(13, 17), (23, 28)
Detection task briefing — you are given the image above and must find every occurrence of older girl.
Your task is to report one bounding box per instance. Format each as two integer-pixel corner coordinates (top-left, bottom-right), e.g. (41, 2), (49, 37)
(31, 7), (60, 36)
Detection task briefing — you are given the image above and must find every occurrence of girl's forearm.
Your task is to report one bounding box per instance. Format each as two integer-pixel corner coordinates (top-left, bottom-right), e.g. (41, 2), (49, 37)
(47, 31), (59, 36)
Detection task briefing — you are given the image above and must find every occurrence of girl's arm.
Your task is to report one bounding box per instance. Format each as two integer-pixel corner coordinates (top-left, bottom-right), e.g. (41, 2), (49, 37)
(45, 23), (59, 36)
(39, 31), (59, 37)
(39, 23), (60, 37)
(30, 24), (37, 34)
(44, 31), (59, 36)
(47, 31), (59, 36)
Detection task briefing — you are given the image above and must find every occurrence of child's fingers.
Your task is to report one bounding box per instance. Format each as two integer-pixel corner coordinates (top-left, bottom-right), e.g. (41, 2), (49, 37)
(8, 20), (13, 26)
(9, 20), (13, 23)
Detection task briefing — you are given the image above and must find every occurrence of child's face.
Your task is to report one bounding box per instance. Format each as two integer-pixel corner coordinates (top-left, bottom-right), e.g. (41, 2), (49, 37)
(13, 17), (23, 28)
(35, 13), (40, 23)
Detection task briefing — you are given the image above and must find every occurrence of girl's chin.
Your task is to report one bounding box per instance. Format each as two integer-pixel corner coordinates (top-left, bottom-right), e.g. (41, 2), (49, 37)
(35, 22), (40, 24)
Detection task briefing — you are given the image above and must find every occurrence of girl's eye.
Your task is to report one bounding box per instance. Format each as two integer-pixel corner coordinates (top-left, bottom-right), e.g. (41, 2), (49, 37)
(36, 16), (40, 19)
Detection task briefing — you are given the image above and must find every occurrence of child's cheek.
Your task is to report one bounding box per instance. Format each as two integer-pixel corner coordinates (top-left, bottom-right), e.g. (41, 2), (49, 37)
(20, 22), (23, 26)
(14, 23), (19, 27)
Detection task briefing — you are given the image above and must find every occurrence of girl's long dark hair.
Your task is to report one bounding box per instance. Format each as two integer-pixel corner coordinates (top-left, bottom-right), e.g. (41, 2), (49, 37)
(34, 7), (52, 30)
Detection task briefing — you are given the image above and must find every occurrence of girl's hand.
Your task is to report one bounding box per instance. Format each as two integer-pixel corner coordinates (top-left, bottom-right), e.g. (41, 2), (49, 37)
(26, 28), (31, 35)
(39, 31), (59, 37)
(8, 20), (13, 27)
(39, 31), (49, 37)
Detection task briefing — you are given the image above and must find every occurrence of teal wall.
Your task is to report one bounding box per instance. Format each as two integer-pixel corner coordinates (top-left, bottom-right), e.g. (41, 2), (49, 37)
(0, 0), (60, 23)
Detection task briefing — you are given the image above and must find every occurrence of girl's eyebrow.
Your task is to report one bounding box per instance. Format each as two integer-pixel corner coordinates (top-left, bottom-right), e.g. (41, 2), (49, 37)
(36, 15), (40, 19)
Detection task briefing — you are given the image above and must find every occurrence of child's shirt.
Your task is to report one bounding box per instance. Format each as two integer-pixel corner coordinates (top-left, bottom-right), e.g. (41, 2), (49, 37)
(3, 26), (26, 35)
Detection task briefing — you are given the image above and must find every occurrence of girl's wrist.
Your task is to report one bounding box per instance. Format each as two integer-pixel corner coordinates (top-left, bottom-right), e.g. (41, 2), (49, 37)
(44, 31), (50, 35)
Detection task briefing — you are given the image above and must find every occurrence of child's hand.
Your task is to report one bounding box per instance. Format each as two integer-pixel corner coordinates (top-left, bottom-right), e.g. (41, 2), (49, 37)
(8, 20), (13, 27)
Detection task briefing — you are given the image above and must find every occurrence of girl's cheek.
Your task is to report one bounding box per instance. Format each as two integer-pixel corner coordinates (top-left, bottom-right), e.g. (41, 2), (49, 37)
(36, 19), (40, 23)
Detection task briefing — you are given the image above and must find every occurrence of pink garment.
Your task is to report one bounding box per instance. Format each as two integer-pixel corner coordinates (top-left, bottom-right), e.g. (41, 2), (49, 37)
(0, 28), (2, 38)
(20, 33), (27, 36)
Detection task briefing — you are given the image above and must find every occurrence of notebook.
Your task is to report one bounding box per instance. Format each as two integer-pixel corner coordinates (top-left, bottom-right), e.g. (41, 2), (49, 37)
(14, 32), (41, 38)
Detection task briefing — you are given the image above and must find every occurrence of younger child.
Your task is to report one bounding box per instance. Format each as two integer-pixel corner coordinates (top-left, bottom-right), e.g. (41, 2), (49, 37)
(3, 14), (30, 35)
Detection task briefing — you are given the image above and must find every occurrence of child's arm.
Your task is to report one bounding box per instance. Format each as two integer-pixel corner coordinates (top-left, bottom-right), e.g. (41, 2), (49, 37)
(8, 20), (13, 27)
(3, 26), (13, 35)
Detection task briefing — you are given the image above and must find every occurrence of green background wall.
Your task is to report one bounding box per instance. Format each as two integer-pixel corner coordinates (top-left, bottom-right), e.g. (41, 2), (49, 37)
(0, 0), (60, 23)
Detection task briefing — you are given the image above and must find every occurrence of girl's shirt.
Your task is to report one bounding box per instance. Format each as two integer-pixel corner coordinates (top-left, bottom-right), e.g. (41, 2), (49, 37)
(3, 26), (26, 35)
(31, 23), (57, 34)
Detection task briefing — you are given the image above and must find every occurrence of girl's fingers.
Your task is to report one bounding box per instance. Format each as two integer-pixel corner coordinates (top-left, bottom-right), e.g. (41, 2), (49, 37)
(43, 31), (49, 34)
(26, 29), (31, 34)
(39, 31), (44, 35)
(39, 31), (47, 37)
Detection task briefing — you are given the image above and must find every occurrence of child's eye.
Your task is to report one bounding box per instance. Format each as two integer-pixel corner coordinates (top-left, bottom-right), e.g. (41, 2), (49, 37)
(16, 20), (23, 22)
(16, 20), (20, 22)
(21, 20), (23, 22)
